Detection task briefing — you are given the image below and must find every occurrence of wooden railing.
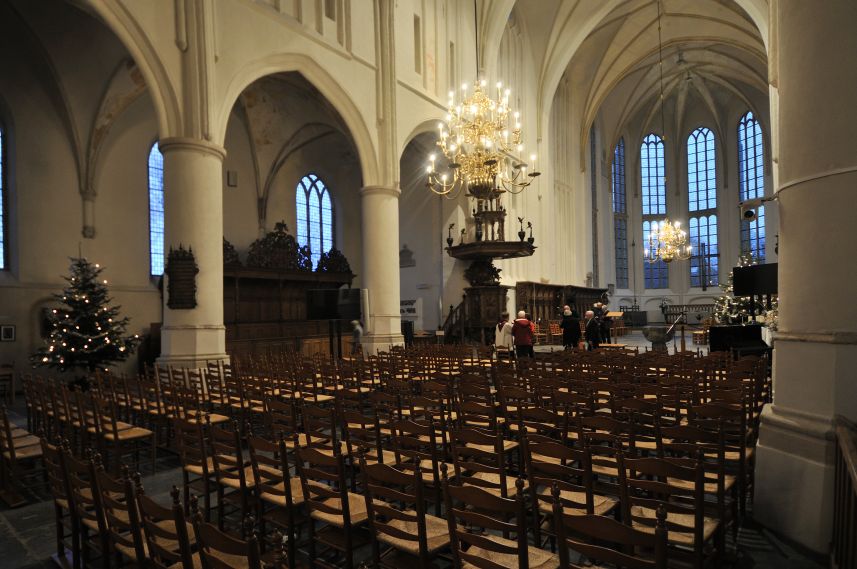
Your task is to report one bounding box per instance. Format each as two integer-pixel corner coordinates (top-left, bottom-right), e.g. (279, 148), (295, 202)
(442, 300), (465, 343)
(834, 415), (857, 569)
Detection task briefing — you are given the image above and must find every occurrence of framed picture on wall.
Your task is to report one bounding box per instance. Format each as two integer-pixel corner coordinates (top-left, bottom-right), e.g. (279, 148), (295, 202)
(0, 325), (15, 342)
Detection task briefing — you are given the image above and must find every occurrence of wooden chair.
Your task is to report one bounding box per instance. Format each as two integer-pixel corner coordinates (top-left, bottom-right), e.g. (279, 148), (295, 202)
(64, 448), (110, 569)
(210, 420), (257, 535)
(388, 418), (449, 515)
(359, 457), (450, 569)
(248, 434), (305, 568)
(443, 469), (558, 569)
(523, 435), (617, 547)
(0, 405), (44, 506)
(41, 438), (79, 569)
(449, 426), (521, 498)
(136, 485), (197, 569)
(620, 453), (721, 569)
(91, 395), (157, 475)
(296, 442), (369, 569)
(174, 416), (217, 521)
(192, 504), (270, 569)
(552, 484), (668, 569)
(92, 461), (147, 566)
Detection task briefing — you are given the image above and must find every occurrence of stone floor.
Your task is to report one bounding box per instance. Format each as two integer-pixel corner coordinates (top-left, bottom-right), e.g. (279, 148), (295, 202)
(0, 357), (827, 569)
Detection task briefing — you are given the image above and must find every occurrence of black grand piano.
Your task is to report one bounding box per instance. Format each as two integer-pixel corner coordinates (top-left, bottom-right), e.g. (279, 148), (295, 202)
(709, 324), (771, 358)
(709, 262), (777, 359)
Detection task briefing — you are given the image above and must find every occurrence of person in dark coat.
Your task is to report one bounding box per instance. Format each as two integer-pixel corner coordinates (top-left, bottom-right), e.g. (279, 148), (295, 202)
(559, 305), (580, 350)
(584, 310), (601, 351)
(512, 310), (535, 358)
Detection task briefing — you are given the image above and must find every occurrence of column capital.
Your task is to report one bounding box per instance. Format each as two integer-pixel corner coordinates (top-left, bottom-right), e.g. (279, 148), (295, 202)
(159, 137), (227, 161)
(360, 185), (401, 198)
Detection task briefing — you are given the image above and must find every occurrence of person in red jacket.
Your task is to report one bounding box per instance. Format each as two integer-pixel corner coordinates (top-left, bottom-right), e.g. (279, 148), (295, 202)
(512, 310), (535, 358)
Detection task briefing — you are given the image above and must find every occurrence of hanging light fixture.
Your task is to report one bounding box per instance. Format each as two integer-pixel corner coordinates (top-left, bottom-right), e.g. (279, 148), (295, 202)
(426, 2), (540, 199)
(645, 0), (691, 264)
(645, 219), (692, 263)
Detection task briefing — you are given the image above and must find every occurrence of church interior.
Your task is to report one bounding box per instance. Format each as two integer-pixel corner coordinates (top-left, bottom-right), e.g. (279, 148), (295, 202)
(0, 0), (854, 567)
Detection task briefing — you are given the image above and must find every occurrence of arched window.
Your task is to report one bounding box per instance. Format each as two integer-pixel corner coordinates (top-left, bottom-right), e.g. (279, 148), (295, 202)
(296, 173), (334, 268)
(612, 138), (628, 288)
(738, 111), (765, 262)
(148, 143), (165, 276)
(687, 127), (718, 286)
(641, 134), (667, 289)
(0, 123), (6, 270)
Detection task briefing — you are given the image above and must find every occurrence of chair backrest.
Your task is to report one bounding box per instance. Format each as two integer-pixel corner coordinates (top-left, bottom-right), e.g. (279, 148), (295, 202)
(523, 436), (595, 514)
(174, 417), (211, 477)
(192, 507), (263, 569)
(360, 458), (431, 565)
(0, 405), (18, 463)
(553, 484), (667, 569)
(620, 454), (705, 547)
(63, 448), (107, 539)
(248, 434), (298, 511)
(443, 470), (528, 569)
(341, 409), (383, 461)
(449, 426), (510, 497)
(209, 421), (250, 491)
(93, 462), (146, 563)
(137, 485), (196, 569)
(296, 443), (352, 530)
(300, 403), (339, 452)
(40, 437), (72, 512)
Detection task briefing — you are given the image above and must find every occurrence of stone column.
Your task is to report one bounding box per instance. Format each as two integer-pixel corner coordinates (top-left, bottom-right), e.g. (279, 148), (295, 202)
(157, 137), (228, 368)
(754, 0), (857, 552)
(360, 185), (404, 352)
(359, 0), (403, 353)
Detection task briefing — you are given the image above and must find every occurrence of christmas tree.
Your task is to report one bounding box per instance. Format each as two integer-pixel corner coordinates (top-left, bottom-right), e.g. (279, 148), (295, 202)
(32, 258), (140, 374)
(713, 253), (768, 324)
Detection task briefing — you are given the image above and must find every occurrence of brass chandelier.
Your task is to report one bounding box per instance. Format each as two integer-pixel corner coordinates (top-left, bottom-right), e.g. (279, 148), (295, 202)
(426, 2), (539, 199)
(643, 1), (690, 265)
(645, 219), (692, 263)
(426, 81), (539, 198)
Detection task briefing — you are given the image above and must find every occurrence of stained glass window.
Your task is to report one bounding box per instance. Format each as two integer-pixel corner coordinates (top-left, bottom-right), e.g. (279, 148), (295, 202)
(689, 215), (719, 287)
(612, 139), (628, 288)
(738, 111), (766, 262)
(296, 174), (334, 268)
(641, 134), (668, 288)
(687, 127), (718, 286)
(148, 143), (164, 276)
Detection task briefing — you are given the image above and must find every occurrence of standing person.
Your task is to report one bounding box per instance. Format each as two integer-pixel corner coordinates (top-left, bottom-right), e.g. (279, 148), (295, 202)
(350, 320), (363, 356)
(494, 312), (514, 360)
(584, 310), (601, 351)
(599, 303), (612, 344)
(512, 310), (535, 358)
(559, 305), (581, 350)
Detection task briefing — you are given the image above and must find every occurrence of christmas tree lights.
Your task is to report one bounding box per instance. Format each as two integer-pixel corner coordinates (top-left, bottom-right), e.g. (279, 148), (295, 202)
(32, 257), (140, 374)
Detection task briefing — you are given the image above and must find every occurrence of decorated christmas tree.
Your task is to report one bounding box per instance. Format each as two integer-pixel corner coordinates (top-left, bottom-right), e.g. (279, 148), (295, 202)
(32, 258), (140, 375)
(713, 253), (768, 324)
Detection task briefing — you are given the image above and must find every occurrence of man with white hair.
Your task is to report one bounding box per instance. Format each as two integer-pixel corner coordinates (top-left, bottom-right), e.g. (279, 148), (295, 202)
(511, 310), (535, 358)
(584, 310), (601, 351)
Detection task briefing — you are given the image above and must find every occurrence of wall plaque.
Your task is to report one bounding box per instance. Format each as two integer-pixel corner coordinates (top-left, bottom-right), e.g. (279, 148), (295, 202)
(166, 245), (199, 309)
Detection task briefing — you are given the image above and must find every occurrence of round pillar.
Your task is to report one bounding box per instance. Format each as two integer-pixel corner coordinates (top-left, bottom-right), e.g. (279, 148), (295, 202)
(360, 185), (404, 352)
(755, 0), (857, 552)
(157, 137), (228, 367)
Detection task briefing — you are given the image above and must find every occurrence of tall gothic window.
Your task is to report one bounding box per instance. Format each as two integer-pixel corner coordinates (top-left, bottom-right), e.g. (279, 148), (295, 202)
(687, 127), (719, 286)
(612, 138), (628, 288)
(738, 111), (766, 262)
(148, 143), (165, 276)
(0, 123), (6, 270)
(296, 173), (334, 268)
(641, 134), (667, 288)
